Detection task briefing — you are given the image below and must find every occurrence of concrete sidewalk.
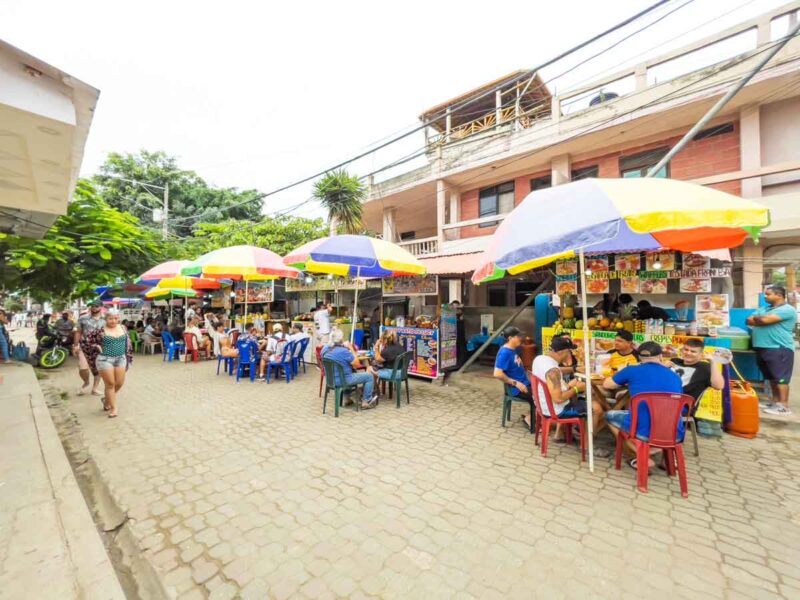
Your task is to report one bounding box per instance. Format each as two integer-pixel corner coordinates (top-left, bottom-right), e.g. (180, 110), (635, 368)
(0, 362), (125, 599)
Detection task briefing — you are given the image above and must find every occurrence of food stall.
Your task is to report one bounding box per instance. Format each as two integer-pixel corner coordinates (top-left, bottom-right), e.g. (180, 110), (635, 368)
(379, 275), (458, 381)
(231, 281), (290, 333)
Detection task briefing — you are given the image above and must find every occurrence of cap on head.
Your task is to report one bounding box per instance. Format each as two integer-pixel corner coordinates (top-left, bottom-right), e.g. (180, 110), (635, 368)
(272, 323), (283, 332)
(616, 330), (634, 342)
(550, 336), (577, 352)
(637, 341), (662, 357)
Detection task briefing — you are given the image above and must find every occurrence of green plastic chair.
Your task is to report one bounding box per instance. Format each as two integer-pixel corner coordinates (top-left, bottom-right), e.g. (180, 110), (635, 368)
(322, 358), (358, 418)
(128, 329), (142, 354)
(378, 351), (412, 408)
(502, 382), (535, 433)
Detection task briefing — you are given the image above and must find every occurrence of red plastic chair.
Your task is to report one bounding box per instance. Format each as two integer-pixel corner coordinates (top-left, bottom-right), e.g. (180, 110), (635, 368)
(613, 393), (694, 497)
(183, 333), (210, 363)
(230, 330), (240, 346)
(531, 376), (586, 463)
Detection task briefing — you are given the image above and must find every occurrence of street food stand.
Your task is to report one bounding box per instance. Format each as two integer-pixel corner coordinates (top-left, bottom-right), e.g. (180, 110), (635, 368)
(231, 280), (290, 332)
(379, 275), (458, 381)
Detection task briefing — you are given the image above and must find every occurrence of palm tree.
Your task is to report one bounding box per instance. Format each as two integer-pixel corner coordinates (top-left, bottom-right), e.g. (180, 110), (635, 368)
(312, 169), (366, 236)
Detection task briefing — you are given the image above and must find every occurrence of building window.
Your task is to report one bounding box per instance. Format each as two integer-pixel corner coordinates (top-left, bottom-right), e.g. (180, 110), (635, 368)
(514, 282), (538, 306)
(693, 122), (734, 141)
(572, 165), (599, 180)
(530, 175), (551, 191)
(620, 147), (669, 178)
(479, 181), (515, 227)
(399, 231), (416, 241)
(487, 285), (507, 307)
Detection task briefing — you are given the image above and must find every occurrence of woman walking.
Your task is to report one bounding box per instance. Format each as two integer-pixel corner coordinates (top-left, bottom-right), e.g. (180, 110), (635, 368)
(86, 311), (132, 418)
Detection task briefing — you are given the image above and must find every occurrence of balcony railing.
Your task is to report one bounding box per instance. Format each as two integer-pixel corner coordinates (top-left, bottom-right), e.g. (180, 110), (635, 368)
(398, 236), (438, 257)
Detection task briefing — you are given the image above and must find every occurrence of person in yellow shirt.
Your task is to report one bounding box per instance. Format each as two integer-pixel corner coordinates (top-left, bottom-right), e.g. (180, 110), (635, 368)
(608, 330), (639, 372)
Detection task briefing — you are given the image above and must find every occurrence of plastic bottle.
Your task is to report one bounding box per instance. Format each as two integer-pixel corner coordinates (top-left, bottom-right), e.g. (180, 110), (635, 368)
(689, 320), (698, 336)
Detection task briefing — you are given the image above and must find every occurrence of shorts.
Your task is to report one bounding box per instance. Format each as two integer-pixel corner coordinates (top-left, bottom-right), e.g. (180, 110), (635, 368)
(78, 348), (90, 370)
(559, 399), (587, 417)
(755, 347), (794, 384)
(605, 409), (630, 431)
(96, 354), (127, 371)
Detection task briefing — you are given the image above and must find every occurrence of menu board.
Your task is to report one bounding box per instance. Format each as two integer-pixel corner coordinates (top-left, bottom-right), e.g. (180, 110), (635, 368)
(234, 281), (274, 304)
(285, 276), (366, 292)
(439, 306), (458, 370)
(680, 278), (711, 293)
(646, 251), (675, 271)
(683, 253), (711, 270)
(382, 275), (438, 296)
(388, 326), (439, 379)
(695, 294), (730, 328)
(555, 259), (578, 276)
(556, 280), (577, 295)
(620, 276), (640, 294)
(639, 277), (667, 294)
(615, 254), (640, 271)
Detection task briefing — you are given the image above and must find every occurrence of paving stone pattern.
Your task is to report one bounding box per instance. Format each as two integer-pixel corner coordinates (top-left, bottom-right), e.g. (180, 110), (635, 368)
(43, 355), (800, 599)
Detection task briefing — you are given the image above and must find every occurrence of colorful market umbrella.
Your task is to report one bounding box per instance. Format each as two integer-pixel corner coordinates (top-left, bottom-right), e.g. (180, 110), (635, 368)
(181, 245), (300, 323)
(284, 235), (426, 278)
(284, 235), (426, 342)
(144, 287), (204, 299)
(136, 260), (191, 286)
(155, 276), (222, 290)
(470, 177), (770, 472)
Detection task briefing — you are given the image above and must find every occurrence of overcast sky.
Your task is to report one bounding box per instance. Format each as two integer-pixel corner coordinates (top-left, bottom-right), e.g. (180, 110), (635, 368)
(0, 0), (789, 222)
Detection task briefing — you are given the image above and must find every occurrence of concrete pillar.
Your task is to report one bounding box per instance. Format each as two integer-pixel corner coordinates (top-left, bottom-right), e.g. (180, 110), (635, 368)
(382, 208), (398, 242)
(787, 266), (797, 305)
(551, 96), (561, 123)
(448, 279), (462, 304)
(551, 154), (572, 186)
(739, 105), (762, 198)
(496, 90), (503, 126)
(447, 190), (461, 241)
(445, 107), (452, 143)
(436, 179), (447, 247)
(634, 63), (648, 91)
(742, 242), (764, 308)
(756, 17), (771, 46)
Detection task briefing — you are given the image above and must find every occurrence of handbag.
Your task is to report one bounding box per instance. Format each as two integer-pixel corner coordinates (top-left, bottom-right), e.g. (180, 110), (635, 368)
(12, 341), (30, 361)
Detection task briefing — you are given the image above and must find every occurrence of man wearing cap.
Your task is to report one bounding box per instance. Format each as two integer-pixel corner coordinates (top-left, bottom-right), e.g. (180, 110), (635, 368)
(74, 302), (104, 396)
(532, 336), (607, 449)
(602, 341), (683, 468)
(494, 327), (536, 428)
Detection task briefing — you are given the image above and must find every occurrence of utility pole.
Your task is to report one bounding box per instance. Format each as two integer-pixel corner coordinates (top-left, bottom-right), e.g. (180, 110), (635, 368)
(647, 22), (800, 177)
(162, 182), (169, 240)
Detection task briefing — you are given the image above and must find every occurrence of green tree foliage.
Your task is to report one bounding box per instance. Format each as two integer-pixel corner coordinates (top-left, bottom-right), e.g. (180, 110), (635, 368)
(312, 169), (366, 235)
(179, 216), (328, 258)
(94, 150), (264, 237)
(0, 180), (163, 302)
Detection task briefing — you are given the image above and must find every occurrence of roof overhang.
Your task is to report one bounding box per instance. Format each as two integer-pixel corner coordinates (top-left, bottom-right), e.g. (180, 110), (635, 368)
(0, 39), (99, 238)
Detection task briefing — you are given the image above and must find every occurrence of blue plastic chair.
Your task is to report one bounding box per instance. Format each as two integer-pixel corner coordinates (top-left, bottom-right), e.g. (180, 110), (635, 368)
(236, 340), (258, 382)
(161, 332), (184, 362)
(266, 341), (295, 384)
(216, 353), (235, 375)
(293, 337), (310, 375)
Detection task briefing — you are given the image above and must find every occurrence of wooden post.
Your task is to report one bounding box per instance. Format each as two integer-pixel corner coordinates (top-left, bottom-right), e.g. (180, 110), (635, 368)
(445, 107), (452, 143)
(495, 90), (503, 125)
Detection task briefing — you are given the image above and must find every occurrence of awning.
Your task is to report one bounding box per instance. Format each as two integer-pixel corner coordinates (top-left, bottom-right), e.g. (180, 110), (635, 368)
(419, 252), (484, 275)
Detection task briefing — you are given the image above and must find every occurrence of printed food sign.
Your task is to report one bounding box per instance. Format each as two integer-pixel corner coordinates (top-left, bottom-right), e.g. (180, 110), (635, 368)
(391, 326), (439, 379)
(382, 275), (438, 296)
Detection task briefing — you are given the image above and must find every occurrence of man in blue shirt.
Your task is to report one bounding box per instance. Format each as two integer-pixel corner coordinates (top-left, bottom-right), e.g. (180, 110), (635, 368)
(602, 341), (683, 469)
(494, 327), (534, 424)
(321, 329), (377, 409)
(747, 285), (797, 416)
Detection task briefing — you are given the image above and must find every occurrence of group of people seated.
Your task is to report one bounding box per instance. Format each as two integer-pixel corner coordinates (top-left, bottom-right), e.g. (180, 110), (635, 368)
(235, 322), (311, 380)
(318, 328), (407, 410)
(495, 326), (725, 466)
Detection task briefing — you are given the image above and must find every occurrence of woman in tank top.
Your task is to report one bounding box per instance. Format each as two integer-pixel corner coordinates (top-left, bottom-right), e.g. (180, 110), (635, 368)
(86, 311), (132, 418)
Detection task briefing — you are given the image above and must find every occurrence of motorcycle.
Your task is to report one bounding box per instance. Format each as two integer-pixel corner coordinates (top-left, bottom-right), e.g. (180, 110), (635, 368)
(34, 327), (71, 369)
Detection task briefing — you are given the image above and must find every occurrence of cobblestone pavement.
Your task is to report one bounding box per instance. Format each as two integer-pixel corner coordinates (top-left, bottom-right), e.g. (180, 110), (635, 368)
(40, 353), (800, 600)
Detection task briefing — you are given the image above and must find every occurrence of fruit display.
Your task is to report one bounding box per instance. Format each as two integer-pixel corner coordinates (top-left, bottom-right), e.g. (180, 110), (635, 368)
(553, 315), (647, 333)
(334, 317), (352, 324)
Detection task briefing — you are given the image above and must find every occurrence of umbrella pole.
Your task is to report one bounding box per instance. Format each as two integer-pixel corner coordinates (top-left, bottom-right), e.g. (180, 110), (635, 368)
(351, 267), (361, 346)
(244, 280), (249, 328)
(579, 248), (595, 473)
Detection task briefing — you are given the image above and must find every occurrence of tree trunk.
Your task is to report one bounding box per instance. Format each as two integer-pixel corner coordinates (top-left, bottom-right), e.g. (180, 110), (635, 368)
(329, 216), (337, 237)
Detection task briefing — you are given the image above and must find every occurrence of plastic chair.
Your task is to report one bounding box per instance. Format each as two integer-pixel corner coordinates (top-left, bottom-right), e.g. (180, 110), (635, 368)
(142, 333), (163, 355)
(183, 333), (210, 363)
(614, 393), (694, 497)
(128, 329), (142, 354)
(531, 375), (586, 463)
(322, 357), (358, 418)
(216, 353), (235, 375)
(230, 330), (240, 345)
(266, 341), (295, 383)
(293, 337), (310, 375)
(235, 340), (258, 382)
(161, 332), (184, 362)
(501, 383), (535, 434)
(378, 351), (412, 408)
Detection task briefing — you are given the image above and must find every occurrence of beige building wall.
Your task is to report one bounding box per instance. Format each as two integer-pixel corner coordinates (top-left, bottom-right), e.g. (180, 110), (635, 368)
(760, 96), (800, 195)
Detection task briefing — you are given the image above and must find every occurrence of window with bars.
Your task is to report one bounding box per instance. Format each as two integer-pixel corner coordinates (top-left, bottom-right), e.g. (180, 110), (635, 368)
(479, 181), (515, 228)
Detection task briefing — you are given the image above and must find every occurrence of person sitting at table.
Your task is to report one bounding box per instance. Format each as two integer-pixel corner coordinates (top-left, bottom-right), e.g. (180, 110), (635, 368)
(553, 332), (579, 380)
(258, 323), (288, 379)
(609, 330), (639, 371)
(494, 327), (536, 428)
(143, 318), (161, 343)
(602, 341), (683, 470)
(169, 320), (184, 341)
(374, 329), (405, 382)
(321, 329), (378, 409)
(215, 324), (239, 358)
(238, 324), (259, 345)
(664, 338), (725, 402)
(185, 318), (213, 357)
(532, 336), (607, 450)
